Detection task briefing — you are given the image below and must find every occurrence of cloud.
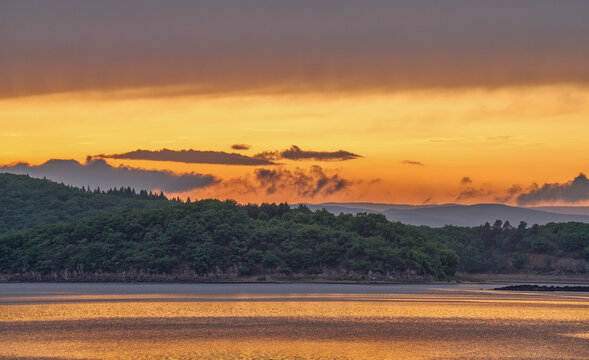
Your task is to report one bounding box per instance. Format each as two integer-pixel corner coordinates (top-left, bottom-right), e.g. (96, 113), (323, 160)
(455, 187), (486, 201)
(205, 165), (352, 199)
(402, 160), (424, 166)
(255, 166), (350, 197)
(255, 145), (361, 162)
(454, 176), (489, 201)
(3, 1), (589, 98)
(0, 158), (218, 193)
(231, 144), (251, 150)
(494, 184), (523, 203)
(460, 176), (472, 185)
(517, 173), (589, 205)
(95, 148), (275, 166)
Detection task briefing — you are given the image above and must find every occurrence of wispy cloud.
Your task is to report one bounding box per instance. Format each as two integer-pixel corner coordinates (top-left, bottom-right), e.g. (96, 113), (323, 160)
(455, 176), (491, 201)
(255, 165), (350, 197)
(231, 144), (251, 150)
(456, 187), (487, 201)
(0, 158), (218, 193)
(494, 184), (523, 203)
(485, 135), (514, 141)
(206, 165), (352, 199)
(402, 160), (424, 166)
(255, 145), (361, 162)
(460, 176), (472, 185)
(95, 148), (275, 166)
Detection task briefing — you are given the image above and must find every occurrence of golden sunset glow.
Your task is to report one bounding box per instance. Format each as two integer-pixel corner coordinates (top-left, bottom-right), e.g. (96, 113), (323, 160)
(2, 85), (589, 204)
(2, 1), (589, 206)
(2, 3), (589, 360)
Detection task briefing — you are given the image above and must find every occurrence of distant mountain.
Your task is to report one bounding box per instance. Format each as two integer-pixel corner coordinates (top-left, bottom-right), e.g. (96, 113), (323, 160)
(317, 202), (409, 212)
(532, 206), (589, 216)
(304, 202), (589, 227)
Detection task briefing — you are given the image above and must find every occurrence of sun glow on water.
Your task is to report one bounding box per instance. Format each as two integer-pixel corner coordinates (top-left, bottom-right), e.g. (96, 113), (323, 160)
(1, 285), (588, 359)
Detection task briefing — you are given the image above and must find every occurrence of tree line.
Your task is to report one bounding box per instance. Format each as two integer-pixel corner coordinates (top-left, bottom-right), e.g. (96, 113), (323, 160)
(0, 173), (587, 279)
(0, 200), (459, 279)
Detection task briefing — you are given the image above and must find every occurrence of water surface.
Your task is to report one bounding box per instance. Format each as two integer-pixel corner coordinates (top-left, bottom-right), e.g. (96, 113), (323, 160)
(1, 283), (587, 359)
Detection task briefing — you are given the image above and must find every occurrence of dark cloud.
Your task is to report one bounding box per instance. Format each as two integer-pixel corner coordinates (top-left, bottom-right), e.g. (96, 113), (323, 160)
(255, 145), (361, 162)
(517, 174), (589, 205)
(202, 166), (352, 199)
(231, 144), (251, 151)
(402, 160), (424, 166)
(494, 184), (523, 203)
(254, 165), (351, 197)
(5, 1), (587, 97)
(456, 187), (486, 201)
(455, 177), (489, 201)
(0, 158), (217, 193)
(460, 177), (473, 185)
(95, 148), (275, 166)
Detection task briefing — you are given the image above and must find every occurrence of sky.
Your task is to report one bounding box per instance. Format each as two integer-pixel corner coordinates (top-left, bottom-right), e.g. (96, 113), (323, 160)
(1, 0), (589, 206)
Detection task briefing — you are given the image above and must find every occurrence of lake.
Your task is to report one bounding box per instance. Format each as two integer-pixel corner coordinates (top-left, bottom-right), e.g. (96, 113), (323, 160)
(0, 283), (588, 359)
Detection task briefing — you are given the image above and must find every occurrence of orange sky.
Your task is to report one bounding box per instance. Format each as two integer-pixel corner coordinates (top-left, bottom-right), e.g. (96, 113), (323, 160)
(1, 1), (589, 205)
(1, 85), (589, 205)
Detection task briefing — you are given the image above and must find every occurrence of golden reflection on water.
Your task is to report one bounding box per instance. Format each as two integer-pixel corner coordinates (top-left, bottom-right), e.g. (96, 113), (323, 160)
(1, 290), (588, 359)
(2, 296), (589, 322)
(1, 338), (572, 360)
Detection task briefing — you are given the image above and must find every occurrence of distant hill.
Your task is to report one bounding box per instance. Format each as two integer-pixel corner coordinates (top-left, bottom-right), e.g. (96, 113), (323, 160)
(0, 173), (172, 233)
(317, 202), (410, 212)
(532, 206), (589, 216)
(305, 203), (589, 227)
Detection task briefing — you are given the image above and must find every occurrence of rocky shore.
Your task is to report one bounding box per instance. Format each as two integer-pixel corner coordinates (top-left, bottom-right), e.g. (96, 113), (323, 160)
(0, 268), (435, 283)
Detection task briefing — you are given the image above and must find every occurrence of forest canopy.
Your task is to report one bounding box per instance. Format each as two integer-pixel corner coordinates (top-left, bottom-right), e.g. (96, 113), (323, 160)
(0, 173), (588, 280)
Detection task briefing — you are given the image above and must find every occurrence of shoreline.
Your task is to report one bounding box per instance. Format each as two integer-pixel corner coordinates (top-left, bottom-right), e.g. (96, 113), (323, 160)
(1, 274), (587, 285)
(454, 272), (589, 284)
(495, 284), (589, 292)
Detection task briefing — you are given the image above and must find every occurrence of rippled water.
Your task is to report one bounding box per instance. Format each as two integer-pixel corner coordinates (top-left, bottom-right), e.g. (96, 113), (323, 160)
(0, 283), (588, 359)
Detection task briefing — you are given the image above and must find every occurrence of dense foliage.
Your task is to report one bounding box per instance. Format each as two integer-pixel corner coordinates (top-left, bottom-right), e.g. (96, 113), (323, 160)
(1, 174), (587, 279)
(0, 173), (172, 233)
(420, 220), (589, 273)
(0, 200), (459, 279)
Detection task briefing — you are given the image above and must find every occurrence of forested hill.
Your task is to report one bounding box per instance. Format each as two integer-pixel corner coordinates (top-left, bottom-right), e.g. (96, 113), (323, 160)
(0, 174), (588, 282)
(0, 173), (172, 233)
(0, 200), (460, 281)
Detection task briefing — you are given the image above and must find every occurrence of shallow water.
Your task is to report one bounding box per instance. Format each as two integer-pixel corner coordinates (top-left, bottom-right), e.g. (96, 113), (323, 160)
(0, 283), (587, 359)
